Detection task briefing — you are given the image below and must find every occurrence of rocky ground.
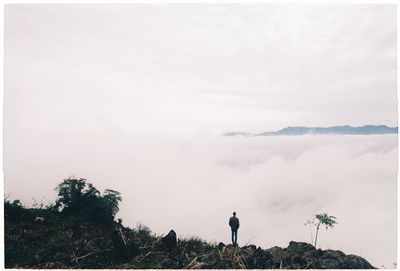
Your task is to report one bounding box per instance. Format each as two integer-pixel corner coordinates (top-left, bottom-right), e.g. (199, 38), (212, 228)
(5, 213), (375, 269)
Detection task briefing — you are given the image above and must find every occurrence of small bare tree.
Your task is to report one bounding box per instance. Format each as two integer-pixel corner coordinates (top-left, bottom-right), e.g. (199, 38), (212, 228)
(305, 213), (337, 248)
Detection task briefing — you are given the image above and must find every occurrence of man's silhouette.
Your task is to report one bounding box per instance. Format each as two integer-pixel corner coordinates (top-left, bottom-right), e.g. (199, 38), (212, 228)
(229, 212), (240, 247)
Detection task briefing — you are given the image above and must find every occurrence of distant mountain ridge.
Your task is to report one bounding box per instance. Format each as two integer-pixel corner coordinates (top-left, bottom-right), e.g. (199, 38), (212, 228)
(224, 125), (398, 137)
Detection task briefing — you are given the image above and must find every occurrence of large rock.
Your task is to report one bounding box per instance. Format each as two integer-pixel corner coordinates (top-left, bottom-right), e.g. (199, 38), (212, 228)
(287, 241), (316, 253)
(161, 230), (177, 251)
(290, 247), (375, 269)
(344, 254), (375, 269)
(259, 242), (375, 269)
(317, 249), (347, 269)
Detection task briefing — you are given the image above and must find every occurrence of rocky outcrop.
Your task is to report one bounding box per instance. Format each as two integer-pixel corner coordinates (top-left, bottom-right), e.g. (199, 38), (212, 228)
(253, 241), (375, 269)
(161, 230), (177, 251)
(5, 211), (376, 270)
(137, 239), (375, 269)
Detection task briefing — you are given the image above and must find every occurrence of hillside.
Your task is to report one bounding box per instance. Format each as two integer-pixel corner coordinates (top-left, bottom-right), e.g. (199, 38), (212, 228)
(4, 178), (375, 269)
(224, 125), (398, 137)
(5, 205), (375, 269)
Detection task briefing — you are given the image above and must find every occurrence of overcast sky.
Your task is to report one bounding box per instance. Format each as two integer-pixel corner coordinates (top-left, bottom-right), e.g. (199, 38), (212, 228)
(4, 4), (398, 268)
(4, 4), (397, 135)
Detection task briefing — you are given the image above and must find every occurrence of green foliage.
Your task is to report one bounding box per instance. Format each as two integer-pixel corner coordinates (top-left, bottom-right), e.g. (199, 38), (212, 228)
(315, 213), (337, 230)
(178, 236), (214, 254)
(5, 178), (129, 268)
(134, 223), (154, 245)
(55, 178), (98, 213)
(7, 199), (22, 208)
(4, 199), (35, 223)
(54, 178), (122, 224)
(305, 212), (338, 248)
(103, 189), (122, 217)
(136, 222), (151, 235)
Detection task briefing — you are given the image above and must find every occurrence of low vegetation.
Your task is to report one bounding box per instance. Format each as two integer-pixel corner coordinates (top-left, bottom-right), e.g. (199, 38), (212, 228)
(305, 213), (338, 248)
(5, 178), (373, 269)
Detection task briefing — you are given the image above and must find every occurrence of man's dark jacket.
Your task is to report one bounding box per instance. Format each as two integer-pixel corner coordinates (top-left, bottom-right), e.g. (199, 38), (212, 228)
(229, 216), (240, 231)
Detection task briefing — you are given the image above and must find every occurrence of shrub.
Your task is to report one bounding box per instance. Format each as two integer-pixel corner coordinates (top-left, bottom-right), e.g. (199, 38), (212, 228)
(305, 213), (338, 248)
(54, 178), (122, 224)
(4, 199), (32, 223)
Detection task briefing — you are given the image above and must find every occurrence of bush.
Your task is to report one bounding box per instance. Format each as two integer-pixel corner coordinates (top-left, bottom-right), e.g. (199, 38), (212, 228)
(178, 236), (214, 254)
(54, 178), (122, 224)
(4, 199), (32, 223)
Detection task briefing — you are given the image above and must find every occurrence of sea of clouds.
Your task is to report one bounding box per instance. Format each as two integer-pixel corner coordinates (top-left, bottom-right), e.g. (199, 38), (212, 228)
(5, 133), (397, 267)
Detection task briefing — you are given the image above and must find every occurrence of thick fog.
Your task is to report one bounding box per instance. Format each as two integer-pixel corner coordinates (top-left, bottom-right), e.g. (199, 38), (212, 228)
(4, 132), (397, 267)
(4, 3), (397, 269)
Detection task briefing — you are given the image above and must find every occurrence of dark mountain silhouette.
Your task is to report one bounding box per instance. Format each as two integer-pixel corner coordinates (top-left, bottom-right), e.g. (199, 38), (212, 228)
(224, 125), (398, 137)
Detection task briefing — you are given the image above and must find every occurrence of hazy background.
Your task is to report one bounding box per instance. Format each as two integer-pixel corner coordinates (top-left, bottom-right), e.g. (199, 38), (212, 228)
(4, 4), (397, 268)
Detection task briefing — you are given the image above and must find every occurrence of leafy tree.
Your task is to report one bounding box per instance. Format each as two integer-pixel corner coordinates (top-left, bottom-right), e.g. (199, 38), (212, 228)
(55, 178), (95, 212)
(305, 213), (337, 248)
(103, 189), (122, 217)
(54, 178), (122, 223)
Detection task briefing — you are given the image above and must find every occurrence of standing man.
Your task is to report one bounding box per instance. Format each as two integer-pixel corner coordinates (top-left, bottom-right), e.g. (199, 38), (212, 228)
(229, 212), (240, 247)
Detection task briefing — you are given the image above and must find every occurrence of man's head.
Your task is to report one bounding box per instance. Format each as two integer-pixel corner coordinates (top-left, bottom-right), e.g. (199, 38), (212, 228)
(233, 212), (236, 216)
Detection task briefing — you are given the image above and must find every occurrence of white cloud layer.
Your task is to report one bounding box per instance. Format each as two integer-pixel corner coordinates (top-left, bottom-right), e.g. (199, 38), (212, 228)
(4, 133), (397, 267)
(4, 3), (397, 269)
